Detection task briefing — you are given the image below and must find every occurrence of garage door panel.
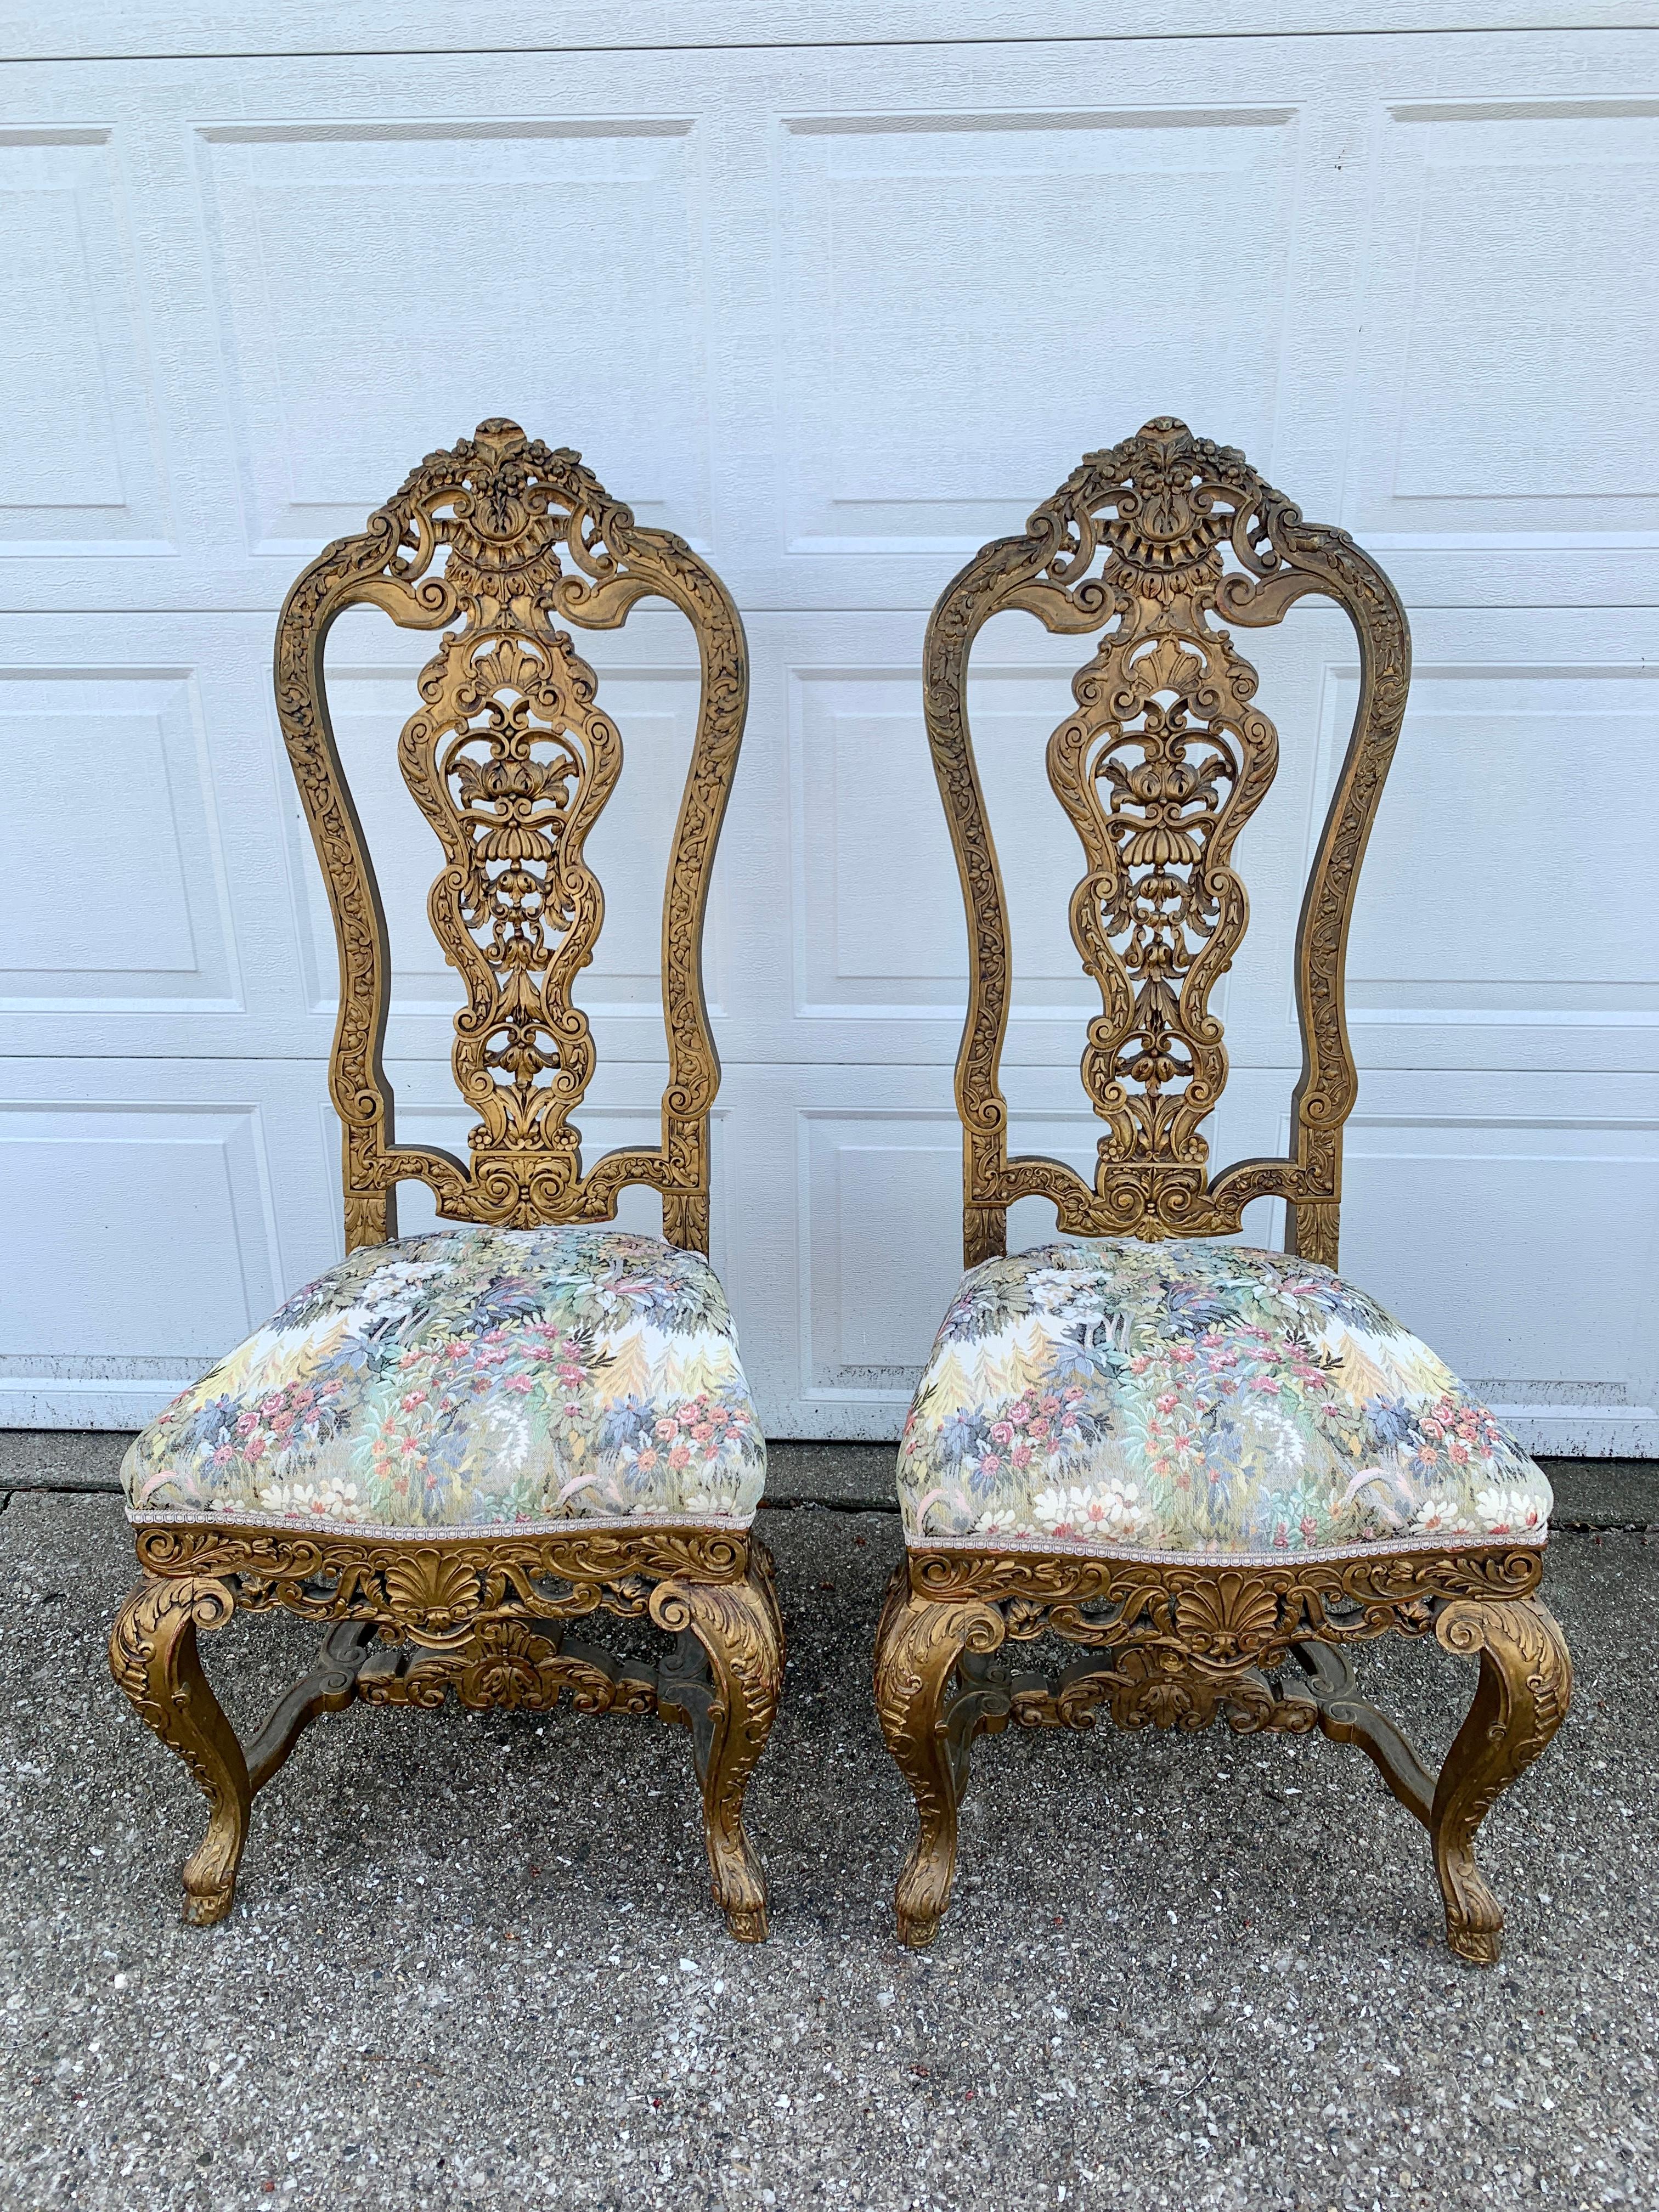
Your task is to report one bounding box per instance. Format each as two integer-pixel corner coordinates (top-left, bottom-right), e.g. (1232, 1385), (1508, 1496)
(0, 125), (172, 557)
(0, 667), (238, 1013)
(1351, 99), (1659, 543)
(778, 104), (1302, 557)
(2, 26), (1655, 1449)
(0, 1071), (313, 1428)
(196, 117), (715, 560)
(1, 36), (1652, 616)
(1340, 1109), (1659, 1457)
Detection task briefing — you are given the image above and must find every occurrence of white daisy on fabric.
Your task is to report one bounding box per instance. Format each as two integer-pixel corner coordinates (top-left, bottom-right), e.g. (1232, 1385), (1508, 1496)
(1474, 1487), (1548, 1535)
(969, 1509), (1037, 1539)
(1031, 1481), (1147, 1542)
(251, 1475), (366, 1522)
(1410, 1492), (1475, 1536)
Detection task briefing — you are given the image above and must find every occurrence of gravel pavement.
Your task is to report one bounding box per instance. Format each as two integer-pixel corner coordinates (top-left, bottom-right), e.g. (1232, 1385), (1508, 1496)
(0, 1485), (1654, 2211)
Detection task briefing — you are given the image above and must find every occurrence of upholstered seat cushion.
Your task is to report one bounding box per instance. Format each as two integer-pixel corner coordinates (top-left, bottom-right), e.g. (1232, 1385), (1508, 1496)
(122, 1226), (766, 1533)
(896, 1240), (1550, 1558)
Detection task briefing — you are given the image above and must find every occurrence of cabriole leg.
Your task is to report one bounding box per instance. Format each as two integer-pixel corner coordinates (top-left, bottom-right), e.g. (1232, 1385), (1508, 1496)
(872, 1563), (1006, 1949)
(1431, 1594), (1572, 1966)
(653, 1545), (785, 1943)
(109, 1574), (251, 1926)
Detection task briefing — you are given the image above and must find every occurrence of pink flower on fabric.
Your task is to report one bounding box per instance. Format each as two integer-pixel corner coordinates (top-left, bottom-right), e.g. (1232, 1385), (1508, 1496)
(990, 1421), (1014, 1447)
(1155, 1393), (1178, 1414)
(655, 1418), (679, 1441)
(400, 1391), (427, 1412)
(503, 1373), (533, 1393)
(636, 1447), (658, 1472)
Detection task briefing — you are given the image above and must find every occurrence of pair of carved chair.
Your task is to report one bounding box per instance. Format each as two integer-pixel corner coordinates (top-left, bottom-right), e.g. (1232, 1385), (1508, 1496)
(111, 418), (1567, 1965)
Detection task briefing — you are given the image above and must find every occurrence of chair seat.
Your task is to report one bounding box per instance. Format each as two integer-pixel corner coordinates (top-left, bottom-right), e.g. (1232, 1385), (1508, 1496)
(896, 1241), (1550, 1559)
(122, 1226), (766, 1534)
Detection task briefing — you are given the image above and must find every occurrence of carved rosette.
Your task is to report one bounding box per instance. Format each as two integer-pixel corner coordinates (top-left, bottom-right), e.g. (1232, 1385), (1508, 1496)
(923, 416), (1411, 1266)
(274, 419), (747, 1250)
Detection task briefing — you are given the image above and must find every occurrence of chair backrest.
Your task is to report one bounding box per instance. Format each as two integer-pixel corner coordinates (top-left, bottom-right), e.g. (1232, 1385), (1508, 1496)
(276, 418), (746, 1255)
(923, 416), (1410, 1275)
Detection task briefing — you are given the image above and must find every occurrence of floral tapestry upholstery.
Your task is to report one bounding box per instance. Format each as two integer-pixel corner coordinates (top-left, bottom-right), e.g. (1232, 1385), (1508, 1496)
(122, 1227), (766, 1533)
(896, 1240), (1551, 1559)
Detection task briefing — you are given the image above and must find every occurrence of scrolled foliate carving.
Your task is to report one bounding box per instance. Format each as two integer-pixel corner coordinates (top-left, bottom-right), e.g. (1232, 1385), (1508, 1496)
(116, 1522), (785, 1940)
(133, 1520), (749, 1624)
(874, 1543), (1568, 1957)
(275, 419), (747, 1251)
(906, 1542), (1543, 1717)
(923, 416), (1411, 1267)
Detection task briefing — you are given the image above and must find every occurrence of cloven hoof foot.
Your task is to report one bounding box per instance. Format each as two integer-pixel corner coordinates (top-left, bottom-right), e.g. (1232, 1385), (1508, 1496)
(723, 1905), (769, 1944)
(897, 1911), (941, 1951)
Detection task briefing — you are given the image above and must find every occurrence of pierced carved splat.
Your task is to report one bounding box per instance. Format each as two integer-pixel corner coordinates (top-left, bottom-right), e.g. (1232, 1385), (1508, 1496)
(925, 416), (1410, 1267)
(276, 419), (747, 1248)
(1052, 583), (1279, 1177)
(399, 625), (621, 1206)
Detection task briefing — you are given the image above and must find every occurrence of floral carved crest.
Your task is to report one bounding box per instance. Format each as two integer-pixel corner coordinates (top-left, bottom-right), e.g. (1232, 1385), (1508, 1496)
(276, 420), (747, 1251)
(923, 417), (1411, 1269)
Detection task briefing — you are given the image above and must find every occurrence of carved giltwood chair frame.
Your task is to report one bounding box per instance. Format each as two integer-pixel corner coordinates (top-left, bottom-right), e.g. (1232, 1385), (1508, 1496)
(873, 419), (1571, 1961)
(109, 420), (783, 1939)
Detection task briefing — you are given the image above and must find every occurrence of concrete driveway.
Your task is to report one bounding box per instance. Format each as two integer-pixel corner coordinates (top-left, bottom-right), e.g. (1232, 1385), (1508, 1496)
(0, 1453), (1654, 2210)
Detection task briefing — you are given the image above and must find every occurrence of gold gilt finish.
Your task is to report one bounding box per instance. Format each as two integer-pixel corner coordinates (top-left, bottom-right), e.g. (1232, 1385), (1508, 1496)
(877, 420), (1571, 1961)
(112, 1525), (782, 1939)
(110, 424), (783, 1939)
(924, 415), (1413, 1269)
(275, 414), (744, 1251)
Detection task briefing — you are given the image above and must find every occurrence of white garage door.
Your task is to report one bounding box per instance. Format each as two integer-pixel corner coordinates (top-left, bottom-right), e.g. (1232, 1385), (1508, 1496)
(3, 4), (1656, 1452)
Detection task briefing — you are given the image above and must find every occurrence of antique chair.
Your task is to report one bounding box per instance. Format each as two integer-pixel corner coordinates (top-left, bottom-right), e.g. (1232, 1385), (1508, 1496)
(874, 418), (1569, 1963)
(110, 420), (783, 1940)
